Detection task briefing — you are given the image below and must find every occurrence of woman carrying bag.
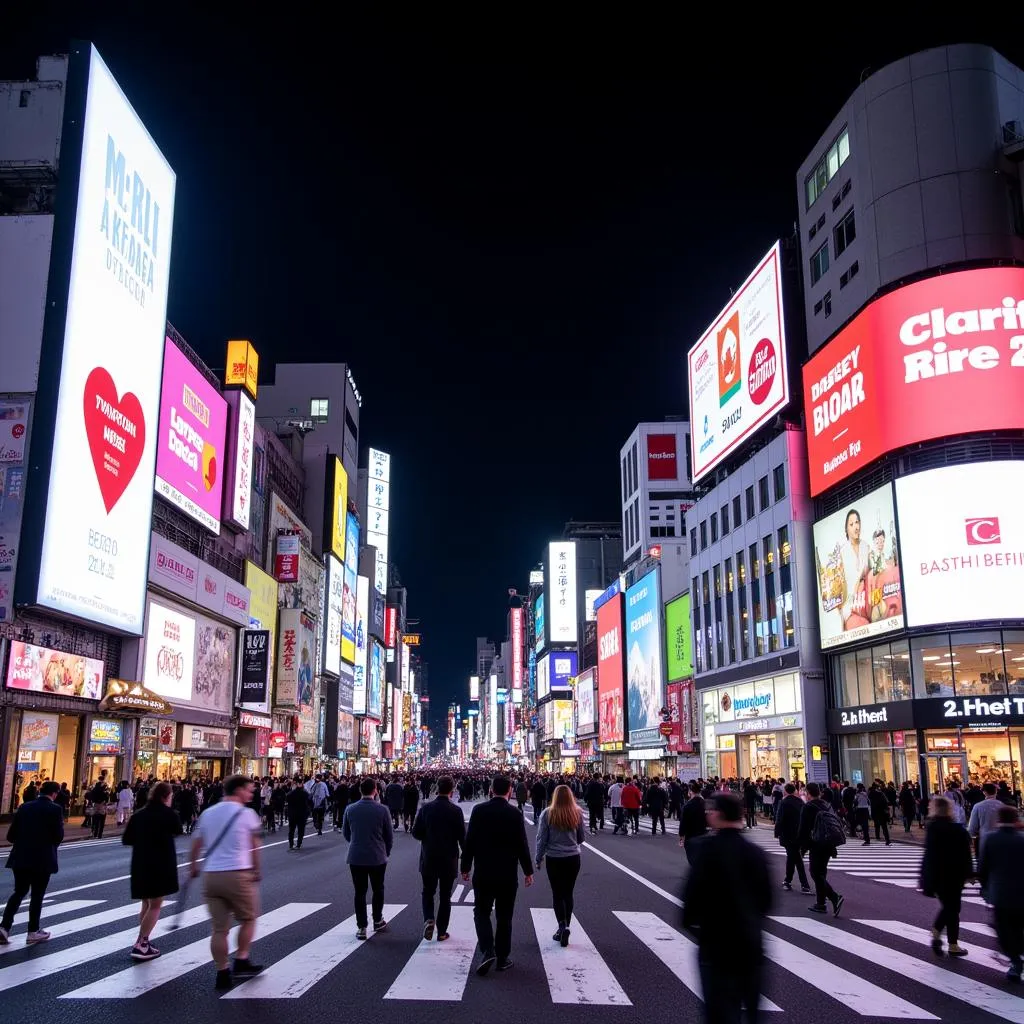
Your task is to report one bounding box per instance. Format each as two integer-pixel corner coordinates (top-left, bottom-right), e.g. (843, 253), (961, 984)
(122, 781), (183, 961)
(536, 784), (585, 947)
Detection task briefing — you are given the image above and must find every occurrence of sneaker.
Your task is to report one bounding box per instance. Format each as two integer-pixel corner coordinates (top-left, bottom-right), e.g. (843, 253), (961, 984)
(215, 968), (233, 991)
(26, 930), (50, 944)
(476, 951), (496, 976)
(496, 958), (514, 971)
(373, 919), (388, 933)
(356, 926), (368, 940)
(552, 928), (563, 942)
(423, 920), (435, 941)
(233, 958), (264, 977)
(831, 894), (845, 918)
(130, 941), (161, 961)
(808, 904), (827, 914)
(437, 932), (450, 941)
(1007, 962), (1022, 983)
(782, 881), (792, 891)
(0, 926), (8, 945)
(948, 943), (968, 957)
(560, 928), (570, 948)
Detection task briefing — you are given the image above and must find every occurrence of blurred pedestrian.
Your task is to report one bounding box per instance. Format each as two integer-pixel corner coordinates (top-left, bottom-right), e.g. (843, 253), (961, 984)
(978, 803), (1024, 982)
(920, 795), (973, 958)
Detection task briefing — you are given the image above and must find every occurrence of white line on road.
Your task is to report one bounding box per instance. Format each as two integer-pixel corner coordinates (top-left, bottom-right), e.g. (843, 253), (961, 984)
(384, 907), (475, 1001)
(581, 839), (682, 907)
(858, 919), (1006, 976)
(0, 902), (143, 958)
(225, 904), (406, 999)
(463, 888), (474, 904)
(451, 884), (465, 903)
(9, 899), (104, 929)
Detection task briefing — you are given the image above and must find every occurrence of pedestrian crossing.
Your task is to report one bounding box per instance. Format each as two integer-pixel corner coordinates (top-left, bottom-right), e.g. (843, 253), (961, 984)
(3, 892), (1022, 1017)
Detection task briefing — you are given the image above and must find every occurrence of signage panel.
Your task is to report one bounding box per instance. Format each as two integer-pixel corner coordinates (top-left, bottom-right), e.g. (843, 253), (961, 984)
(546, 541), (578, 644)
(239, 628), (270, 705)
(596, 592), (625, 746)
(6, 641), (104, 700)
(625, 567), (665, 747)
(224, 339), (259, 398)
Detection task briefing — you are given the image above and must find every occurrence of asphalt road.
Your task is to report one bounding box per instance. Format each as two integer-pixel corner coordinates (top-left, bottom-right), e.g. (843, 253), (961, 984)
(0, 799), (1019, 1024)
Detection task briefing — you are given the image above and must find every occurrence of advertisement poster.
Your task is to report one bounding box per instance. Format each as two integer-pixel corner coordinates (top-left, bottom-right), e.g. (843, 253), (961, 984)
(323, 554), (344, 677)
(0, 399), (30, 622)
(19, 713), (60, 752)
(511, 606), (524, 687)
(143, 601), (197, 703)
(896, 461), (1024, 628)
(341, 565), (357, 664)
(266, 493), (312, 564)
(534, 593), (545, 654)
(223, 390), (254, 530)
(689, 242), (788, 483)
(553, 699), (575, 746)
(367, 639), (384, 719)
(6, 641), (104, 699)
(353, 575), (369, 714)
(337, 710), (355, 755)
(546, 541), (578, 644)
(239, 629), (270, 705)
(813, 481), (904, 649)
(193, 616), (235, 713)
(276, 607), (312, 707)
(549, 651), (577, 691)
(625, 567), (665, 747)
(575, 667), (596, 736)
(244, 559), (278, 695)
(275, 532), (300, 583)
(367, 448), (390, 596)
(30, 46), (176, 635)
(646, 433), (678, 481)
(224, 339), (258, 398)
(537, 654), (550, 700)
(345, 512), (359, 575)
(154, 339), (227, 533)
(803, 266), (1024, 496)
(338, 662), (354, 714)
(327, 456), (347, 562)
(89, 719), (123, 754)
(666, 680), (694, 754)
(596, 592), (625, 746)
(665, 593), (693, 681)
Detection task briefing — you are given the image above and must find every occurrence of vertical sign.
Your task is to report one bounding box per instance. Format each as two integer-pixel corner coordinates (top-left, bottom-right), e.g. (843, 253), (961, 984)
(511, 606), (523, 690)
(239, 629), (270, 706)
(223, 390), (254, 530)
(367, 447), (390, 595)
(546, 541), (578, 644)
(0, 399), (31, 621)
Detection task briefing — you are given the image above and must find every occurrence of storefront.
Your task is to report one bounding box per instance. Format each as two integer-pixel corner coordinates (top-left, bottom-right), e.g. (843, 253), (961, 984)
(235, 710), (272, 777)
(699, 672), (806, 781)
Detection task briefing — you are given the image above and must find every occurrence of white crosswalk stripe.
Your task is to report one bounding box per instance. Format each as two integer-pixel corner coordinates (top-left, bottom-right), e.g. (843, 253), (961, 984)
(385, 907), (475, 1001)
(0, 903), (150, 960)
(451, 883), (465, 903)
(858, 919), (1009, 976)
(8, 899), (105, 929)
(226, 904), (406, 1000)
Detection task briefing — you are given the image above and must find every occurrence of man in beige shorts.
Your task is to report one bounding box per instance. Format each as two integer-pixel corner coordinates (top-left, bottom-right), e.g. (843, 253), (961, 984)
(190, 774), (264, 991)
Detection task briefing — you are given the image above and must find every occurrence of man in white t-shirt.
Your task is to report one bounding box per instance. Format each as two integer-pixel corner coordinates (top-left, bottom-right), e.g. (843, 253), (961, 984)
(190, 775), (264, 991)
(608, 777), (625, 834)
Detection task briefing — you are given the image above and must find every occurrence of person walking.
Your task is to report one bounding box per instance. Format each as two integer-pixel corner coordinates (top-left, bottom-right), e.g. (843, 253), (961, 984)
(188, 775), (264, 990)
(920, 795), (973, 958)
(342, 777), (394, 939)
(402, 777), (420, 832)
(536, 784), (585, 946)
(646, 778), (668, 836)
(88, 773), (111, 839)
(461, 776), (534, 975)
(608, 776), (625, 834)
(898, 781), (917, 834)
(286, 779), (312, 850)
(682, 792), (772, 1024)
(869, 782), (892, 845)
(968, 782), (1003, 855)
(530, 777), (547, 823)
(978, 803), (1024, 981)
(411, 775), (465, 941)
(584, 775), (606, 834)
(799, 781), (845, 917)
(0, 780), (63, 945)
(308, 774), (330, 836)
(122, 780), (182, 960)
(384, 777), (404, 829)
(514, 779), (529, 814)
(621, 777), (642, 834)
(852, 782), (871, 844)
(115, 781), (134, 826)
(774, 782), (811, 893)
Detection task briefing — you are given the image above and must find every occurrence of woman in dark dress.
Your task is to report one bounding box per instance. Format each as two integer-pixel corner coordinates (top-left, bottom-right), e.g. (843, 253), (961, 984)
(122, 781), (182, 961)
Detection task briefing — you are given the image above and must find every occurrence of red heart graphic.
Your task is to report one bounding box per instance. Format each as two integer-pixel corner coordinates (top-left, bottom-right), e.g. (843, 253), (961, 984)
(82, 367), (147, 514)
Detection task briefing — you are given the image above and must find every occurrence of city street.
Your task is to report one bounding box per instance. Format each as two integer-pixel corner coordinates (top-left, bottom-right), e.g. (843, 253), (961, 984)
(0, 799), (1019, 1023)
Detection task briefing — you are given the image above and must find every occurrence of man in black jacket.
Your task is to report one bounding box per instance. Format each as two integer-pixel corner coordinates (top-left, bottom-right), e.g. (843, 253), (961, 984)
(584, 776), (606, 834)
(683, 792), (771, 1023)
(285, 781), (312, 850)
(412, 775), (466, 941)
(646, 779), (668, 835)
(678, 782), (708, 864)
(773, 783), (810, 892)
(461, 776), (534, 975)
(529, 779), (547, 822)
(0, 780), (63, 944)
(798, 781), (845, 916)
(978, 804), (1024, 982)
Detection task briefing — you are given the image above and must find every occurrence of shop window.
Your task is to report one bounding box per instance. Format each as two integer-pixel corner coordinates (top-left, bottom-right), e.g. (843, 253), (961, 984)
(951, 634), (1009, 697)
(873, 639), (912, 702)
(1005, 630), (1024, 694)
(773, 672), (800, 714)
(839, 732), (903, 786)
(702, 690), (719, 725)
(855, 647), (874, 705)
(912, 637), (954, 697)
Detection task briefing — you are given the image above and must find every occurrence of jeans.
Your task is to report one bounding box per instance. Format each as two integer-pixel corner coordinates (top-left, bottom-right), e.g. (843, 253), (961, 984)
(545, 855), (581, 927)
(808, 846), (837, 906)
(934, 887), (962, 945)
(587, 804), (603, 831)
(902, 813), (913, 833)
(745, 806), (757, 829)
(289, 816), (307, 847)
(92, 812), (106, 838)
(472, 881), (517, 960)
(650, 811), (666, 834)
(350, 864), (387, 928)
(873, 816), (890, 843)
(995, 907), (1024, 968)
(1, 870), (51, 933)
(626, 809), (640, 832)
(312, 807), (325, 833)
(699, 958), (761, 1024)
(611, 807), (624, 832)
(532, 801), (544, 821)
(421, 867), (456, 934)
(783, 843), (809, 888)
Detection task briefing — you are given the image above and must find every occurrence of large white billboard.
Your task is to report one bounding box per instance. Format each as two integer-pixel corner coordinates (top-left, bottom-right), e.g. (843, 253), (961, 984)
(367, 448), (390, 595)
(813, 482), (904, 649)
(896, 461), (1024, 628)
(323, 554), (344, 677)
(688, 242), (788, 484)
(546, 541), (578, 644)
(32, 46), (176, 633)
(352, 574), (370, 715)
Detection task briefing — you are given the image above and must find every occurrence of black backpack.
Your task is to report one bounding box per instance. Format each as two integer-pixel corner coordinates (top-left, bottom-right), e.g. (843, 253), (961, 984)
(810, 801), (847, 847)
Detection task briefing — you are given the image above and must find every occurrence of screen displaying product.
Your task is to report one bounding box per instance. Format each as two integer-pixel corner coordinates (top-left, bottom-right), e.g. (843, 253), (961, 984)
(575, 667), (596, 735)
(895, 461), (1024, 627)
(813, 481), (904, 649)
(625, 567), (665, 746)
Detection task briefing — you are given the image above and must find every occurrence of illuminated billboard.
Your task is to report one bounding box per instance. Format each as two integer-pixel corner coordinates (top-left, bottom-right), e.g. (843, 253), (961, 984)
(546, 541), (577, 644)
(597, 592), (625, 746)
(625, 567), (665, 747)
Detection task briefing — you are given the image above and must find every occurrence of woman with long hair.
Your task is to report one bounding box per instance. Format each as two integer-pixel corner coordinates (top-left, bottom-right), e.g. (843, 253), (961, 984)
(122, 781), (182, 961)
(536, 784), (585, 947)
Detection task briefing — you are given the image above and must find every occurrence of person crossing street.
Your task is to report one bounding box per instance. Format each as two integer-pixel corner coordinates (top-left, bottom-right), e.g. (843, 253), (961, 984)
(412, 775), (465, 941)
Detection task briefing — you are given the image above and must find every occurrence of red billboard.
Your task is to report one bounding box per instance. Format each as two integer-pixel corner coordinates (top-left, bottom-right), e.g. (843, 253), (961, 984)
(803, 266), (1024, 497)
(596, 593), (625, 746)
(666, 679), (694, 754)
(646, 433), (678, 481)
(510, 606), (523, 687)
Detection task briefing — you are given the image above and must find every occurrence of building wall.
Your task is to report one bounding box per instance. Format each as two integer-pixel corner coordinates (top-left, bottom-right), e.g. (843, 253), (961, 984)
(0, 216), (52, 391)
(0, 59), (66, 169)
(797, 44), (1024, 355)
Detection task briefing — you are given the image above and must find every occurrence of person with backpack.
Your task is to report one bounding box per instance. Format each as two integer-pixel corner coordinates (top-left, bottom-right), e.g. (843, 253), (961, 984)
(799, 781), (845, 917)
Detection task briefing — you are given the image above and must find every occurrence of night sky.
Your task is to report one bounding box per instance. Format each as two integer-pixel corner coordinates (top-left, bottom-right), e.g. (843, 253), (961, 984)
(4, 12), (1018, 731)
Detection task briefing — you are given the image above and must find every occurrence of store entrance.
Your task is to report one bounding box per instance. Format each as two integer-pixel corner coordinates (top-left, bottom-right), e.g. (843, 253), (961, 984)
(924, 753), (967, 796)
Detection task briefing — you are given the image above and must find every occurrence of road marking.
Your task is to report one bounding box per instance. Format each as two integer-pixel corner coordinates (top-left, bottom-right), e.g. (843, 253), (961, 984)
(61, 902), (327, 999)
(857, 919), (1005, 976)
(451, 884), (465, 903)
(0, 902), (149, 960)
(225, 904), (406, 999)
(463, 888), (474, 904)
(0, 903), (199, 992)
(961, 921), (998, 938)
(581, 839), (682, 907)
(614, 911), (781, 1012)
(384, 907), (475, 1001)
(775, 916), (1024, 1023)
(530, 908), (631, 1005)
(9, 899), (104, 928)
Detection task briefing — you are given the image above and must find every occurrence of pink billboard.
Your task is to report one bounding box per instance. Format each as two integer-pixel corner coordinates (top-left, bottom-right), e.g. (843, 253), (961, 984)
(155, 338), (228, 533)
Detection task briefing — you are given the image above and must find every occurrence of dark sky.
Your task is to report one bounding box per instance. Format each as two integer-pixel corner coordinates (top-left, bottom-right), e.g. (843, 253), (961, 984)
(4, 11), (1018, 730)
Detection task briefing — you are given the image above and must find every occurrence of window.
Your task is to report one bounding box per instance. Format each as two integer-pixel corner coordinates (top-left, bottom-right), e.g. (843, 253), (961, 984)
(810, 241), (829, 285)
(310, 398), (329, 421)
(631, 445), (638, 494)
(699, 520), (708, 550)
(912, 637), (954, 698)
(758, 475), (770, 511)
(773, 464), (786, 503)
(710, 513), (719, 544)
(950, 635), (1010, 697)
(725, 556), (736, 664)
(702, 571), (712, 670)
(732, 495), (742, 527)
(19, 90), (30, 108)
(622, 457), (629, 500)
(763, 536), (778, 653)
(713, 565), (724, 667)
(690, 527), (698, 557)
(824, 290), (832, 318)
(736, 550), (749, 661)
(834, 209), (856, 257)
(805, 126), (850, 209)
(778, 527), (793, 648)
(693, 577), (704, 673)
(721, 503), (730, 535)
(813, 299), (823, 316)
(745, 486), (755, 520)
(840, 260), (860, 289)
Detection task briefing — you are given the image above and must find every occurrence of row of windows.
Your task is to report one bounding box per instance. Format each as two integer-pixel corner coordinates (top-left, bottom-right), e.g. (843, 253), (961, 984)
(690, 465), (786, 556)
(805, 126), (850, 209)
(623, 496), (641, 550)
(622, 445), (639, 501)
(809, 209), (856, 287)
(692, 526), (796, 673)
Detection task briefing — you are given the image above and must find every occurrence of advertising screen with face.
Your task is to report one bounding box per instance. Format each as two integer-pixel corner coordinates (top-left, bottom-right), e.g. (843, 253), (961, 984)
(813, 482), (904, 649)
(896, 461), (1024, 627)
(31, 46), (176, 634)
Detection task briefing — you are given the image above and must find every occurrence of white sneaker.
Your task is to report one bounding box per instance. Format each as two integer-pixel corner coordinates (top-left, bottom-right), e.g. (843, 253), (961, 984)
(26, 930), (50, 944)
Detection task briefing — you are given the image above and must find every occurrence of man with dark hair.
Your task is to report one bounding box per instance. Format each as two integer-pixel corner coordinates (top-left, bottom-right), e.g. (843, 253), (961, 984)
(461, 776), (534, 975)
(678, 781), (708, 864)
(683, 791), (771, 1023)
(774, 783), (811, 893)
(342, 777), (394, 940)
(0, 780), (63, 945)
(412, 775), (465, 941)
(799, 781), (845, 917)
(978, 803), (1024, 981)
